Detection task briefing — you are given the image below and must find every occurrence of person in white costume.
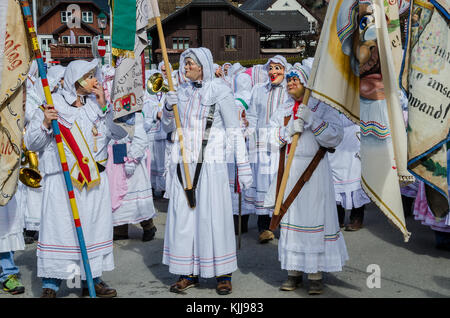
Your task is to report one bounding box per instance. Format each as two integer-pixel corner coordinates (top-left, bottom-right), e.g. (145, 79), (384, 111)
(106, 110), (158, 242)
(226, 63), (254, 235)
(264, 61), (348, 295)
(250, 64), (269, 87)
(25, 59), (123, 298)
(148, 65), (171, 198)
(0, 197), (25, 295)
(246, 55), (293, 243)
(161, 48), (252, 295)
(18, 65), (66, 244)
(328, 114), (371, 230)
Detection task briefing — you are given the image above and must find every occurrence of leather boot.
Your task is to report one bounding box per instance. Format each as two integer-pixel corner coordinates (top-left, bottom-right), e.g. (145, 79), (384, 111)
(241, 214), (249, 233)
(141, 219), (157, 242)
(337, 205), (345, 229)
(113, 224), (129, 240)
(345, 206), (365, 231)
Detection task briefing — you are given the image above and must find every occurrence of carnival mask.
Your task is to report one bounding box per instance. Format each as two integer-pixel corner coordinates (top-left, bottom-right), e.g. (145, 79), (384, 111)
(357, 4), (384, 100)
(184, 57), (203, 82)
(286, 76), (305, 101)
(268, 63), (285, 85)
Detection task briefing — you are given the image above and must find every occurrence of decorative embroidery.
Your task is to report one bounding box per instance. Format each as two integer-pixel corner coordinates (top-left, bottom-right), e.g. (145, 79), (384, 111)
(280, 223), (325, 233)
(360, 120), (391, 139)
(312, 122), (329, 136)
(325, 231), (341, 242)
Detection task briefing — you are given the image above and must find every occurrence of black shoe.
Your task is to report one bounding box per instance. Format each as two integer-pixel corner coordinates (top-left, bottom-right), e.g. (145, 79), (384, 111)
(280, 275), (303, 291)
(308, 279), (324, 295)
(24, 230), (36, 244)
(142, 226), (157, 242)
(41, 288), (56, 298)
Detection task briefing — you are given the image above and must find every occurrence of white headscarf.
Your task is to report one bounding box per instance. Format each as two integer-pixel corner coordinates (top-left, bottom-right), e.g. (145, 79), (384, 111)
(263, 55), (289, 72)
(34, 65), (66, 103)
(288, 57), (314, 86)
(178, 47), (231, 105)
(179, 47), (215, 83)
(263, 55), (289, 87)
(61, 59), (99, 105)
(229, 62), (246, 78)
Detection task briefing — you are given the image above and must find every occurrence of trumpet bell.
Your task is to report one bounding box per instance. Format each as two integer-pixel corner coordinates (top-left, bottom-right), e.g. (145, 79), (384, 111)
(19, 168), (42, 188)
(147, 73), (169, 95)
(19, 146), (42, 188)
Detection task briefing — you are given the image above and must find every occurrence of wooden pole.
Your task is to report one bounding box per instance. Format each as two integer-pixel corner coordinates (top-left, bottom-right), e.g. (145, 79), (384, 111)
(20, 0), (96, 298)
(272, 89), (311, 217)
(154, 16), (192, 190)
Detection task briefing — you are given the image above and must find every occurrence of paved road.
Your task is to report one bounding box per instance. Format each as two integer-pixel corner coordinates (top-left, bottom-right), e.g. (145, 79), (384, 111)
(2, 199), (450, 298)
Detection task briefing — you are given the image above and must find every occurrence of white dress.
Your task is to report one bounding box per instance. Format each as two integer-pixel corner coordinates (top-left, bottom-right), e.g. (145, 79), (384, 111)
(264, 98), (349, 273)
(247, 80), (292, 216)
(0, 196), (25, 253)
(226, 71), (255, 216)
(328, 114), (371, 210)
(161, 77), (251, 278)
(106, 113), (156, 226)
(16, 85), (45, 231)
(146, 91), (168, 194)
(25, 96), (117, 280)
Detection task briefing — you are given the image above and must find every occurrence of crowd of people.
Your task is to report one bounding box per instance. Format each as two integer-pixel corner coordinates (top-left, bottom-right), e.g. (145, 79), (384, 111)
(0, 46), (448, 298)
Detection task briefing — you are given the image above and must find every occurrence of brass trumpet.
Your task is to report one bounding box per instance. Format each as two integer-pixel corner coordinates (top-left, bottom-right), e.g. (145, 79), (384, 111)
(19, 141), (42, 188)
(147, 72), (170, 95)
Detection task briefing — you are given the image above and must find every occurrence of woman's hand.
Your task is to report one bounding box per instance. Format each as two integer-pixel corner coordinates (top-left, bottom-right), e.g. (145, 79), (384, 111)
(43, 105), (58, 129)
(92, 82), (106, 109)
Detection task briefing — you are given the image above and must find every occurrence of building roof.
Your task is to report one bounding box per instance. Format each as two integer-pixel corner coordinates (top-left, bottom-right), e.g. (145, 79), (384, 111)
(239, 0), (276, 10)
(246, 10), (310, 33)
(149, 0), (272, 32)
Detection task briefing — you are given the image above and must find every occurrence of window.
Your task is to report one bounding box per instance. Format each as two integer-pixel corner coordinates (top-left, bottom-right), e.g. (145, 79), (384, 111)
(104, 39), (111, 52)
(61, 11), (72, 23)
(78, 36), (92, 44)
(225, 35), (237, 50)
(82, 11), (93, 23)
(61, 36), (71, 44)
(41, 38), (52, 51)
(172, 37), (189, 50)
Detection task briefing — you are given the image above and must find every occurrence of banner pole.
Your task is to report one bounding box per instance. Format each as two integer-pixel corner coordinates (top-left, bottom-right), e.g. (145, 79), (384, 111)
(20, 0), (96, 298)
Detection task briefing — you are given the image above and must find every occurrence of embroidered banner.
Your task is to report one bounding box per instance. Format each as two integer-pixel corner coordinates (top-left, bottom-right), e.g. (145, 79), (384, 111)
(308, 0), (411, 241)
(111, 0), (150, 121)
(406, 0), (449, 218)
(0, 0), (32, 206)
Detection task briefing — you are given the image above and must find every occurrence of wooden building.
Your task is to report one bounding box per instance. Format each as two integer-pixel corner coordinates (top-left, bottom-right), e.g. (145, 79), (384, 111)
(148, 0), (271, 64)
(37, 0), (111, 65)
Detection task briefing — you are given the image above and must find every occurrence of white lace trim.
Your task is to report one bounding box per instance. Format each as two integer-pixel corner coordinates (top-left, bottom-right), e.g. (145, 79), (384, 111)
(0, 232), (25, 253)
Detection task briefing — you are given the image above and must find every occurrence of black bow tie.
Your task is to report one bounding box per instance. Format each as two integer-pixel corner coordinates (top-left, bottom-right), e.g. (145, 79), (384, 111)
(193, 81), (202, 88)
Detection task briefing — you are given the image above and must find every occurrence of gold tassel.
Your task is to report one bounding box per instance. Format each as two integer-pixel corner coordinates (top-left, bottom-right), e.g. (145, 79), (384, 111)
(111, 47), (135, 59)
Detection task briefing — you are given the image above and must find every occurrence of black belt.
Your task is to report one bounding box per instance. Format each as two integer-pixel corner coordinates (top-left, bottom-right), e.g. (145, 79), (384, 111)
(177, 104), (216, 208)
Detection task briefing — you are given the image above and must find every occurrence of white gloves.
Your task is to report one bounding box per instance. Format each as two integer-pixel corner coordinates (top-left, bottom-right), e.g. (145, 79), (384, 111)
(124, 161), (137, 177)
(238, 173), (253, 191)
(237, 163), (253, 191)
(165, 91), (177, 110)
(296, 103), (313, 123)
(291, 104), (313, 136)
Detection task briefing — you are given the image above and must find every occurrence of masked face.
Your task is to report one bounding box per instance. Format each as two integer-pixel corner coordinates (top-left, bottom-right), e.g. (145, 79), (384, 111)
(357, 4), (384, 100)
(223, 64), (231, 76)
(215, 67), (223, 78)
(287, 76), (305, 101)
(160, 64), (169, 79)
(268, 63), (285, 85)
(184, 57), (203, 82)
(77, 70), (98, 95)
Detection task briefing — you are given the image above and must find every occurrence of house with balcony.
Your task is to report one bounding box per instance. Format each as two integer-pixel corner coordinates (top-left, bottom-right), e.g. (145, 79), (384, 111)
(37, 0), (111, 65)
